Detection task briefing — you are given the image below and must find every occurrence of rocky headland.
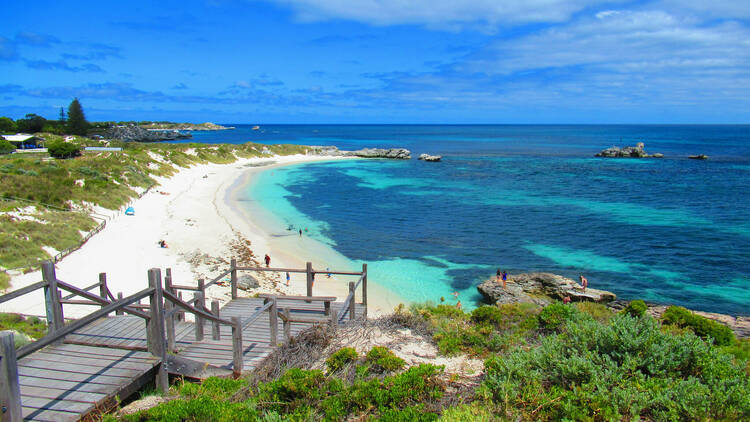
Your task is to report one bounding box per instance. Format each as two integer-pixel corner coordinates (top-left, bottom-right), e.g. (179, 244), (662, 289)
(595, 142), (663, 158)
(140, 122), (233, 131)
(105, 125), (192, 142)
(308, 146), (411, 159)
(477, 272), (616, 306)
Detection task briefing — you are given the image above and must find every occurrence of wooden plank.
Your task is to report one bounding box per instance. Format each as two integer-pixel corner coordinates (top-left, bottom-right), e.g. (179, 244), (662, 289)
(23, 352), (155, 372)
(20, 385), (105, 403)
(19, 376), (123, 394)
(19, 359), (147, 378)
(17, 367), (133, 385)
(49, 343), (155, 360)
(17, 396), (93, 414)
(22, 406), (79, 422)
(257, 294), (336, 302)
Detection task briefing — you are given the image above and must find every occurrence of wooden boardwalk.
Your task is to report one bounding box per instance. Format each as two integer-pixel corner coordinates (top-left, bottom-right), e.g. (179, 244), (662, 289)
(0, 261), (368, 422)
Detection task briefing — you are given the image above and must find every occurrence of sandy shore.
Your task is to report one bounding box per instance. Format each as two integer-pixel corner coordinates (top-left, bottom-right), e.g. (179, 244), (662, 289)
(2, 154), (403, 318)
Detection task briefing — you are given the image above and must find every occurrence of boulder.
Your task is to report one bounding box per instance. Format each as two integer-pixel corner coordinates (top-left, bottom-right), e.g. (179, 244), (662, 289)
(418, 153), (442, 162)
(237, 274), (260, 290)
(477, 272), (616, 306)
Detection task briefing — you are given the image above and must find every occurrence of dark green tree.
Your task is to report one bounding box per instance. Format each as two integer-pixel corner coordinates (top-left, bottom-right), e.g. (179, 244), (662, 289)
(66, 98), (89, 136)
(59, 107), (66, 123)
(0, 117), (16, 133)
(16, 114), (46, 133)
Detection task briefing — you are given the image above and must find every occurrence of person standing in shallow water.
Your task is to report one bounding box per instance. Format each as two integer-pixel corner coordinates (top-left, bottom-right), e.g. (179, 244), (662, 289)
(580, 274), (588, 292)
(264, 254), (271, 267)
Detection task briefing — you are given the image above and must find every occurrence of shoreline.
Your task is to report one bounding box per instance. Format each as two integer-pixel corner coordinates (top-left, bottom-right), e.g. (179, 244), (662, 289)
(1, 153), (403, 318)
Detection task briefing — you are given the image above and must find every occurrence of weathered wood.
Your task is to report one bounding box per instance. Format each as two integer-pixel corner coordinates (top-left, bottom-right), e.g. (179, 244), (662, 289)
(283, 308), (291, 341)
(116, 292), (124, 316)
(60, 281), (100, 300)
(234, 266), (361, 276)
(195, 292), (205, 341)
(349, 282), (356, 321)
(57, 299), (99, 306)
(56, 279), (150, 320)
(211, 301), (221, 341)
(231, 317), (243, 376)
(16, 288), (154, 359)
(146, 268), (168, 393)
(41, 261), (64, 336)
(162, 290), (232, 326)
(0, 281), (47, 306)
(362, 263), (368, 319)
(1, 331), (22, 422)
(257, 293), (336, 302)
(98, 273), (108, 313)
(330, 309), (338, 331)
(170, 284), (201, 291)
(324, 301), (331, 316)
(177, 292), (185, 321)
(230, 259), (238, 299)
(165, 301), (175, 353)
(241, 301), (273, 329)
(269, 297), (278, 346)
(204, 270), (230, 289)
(306, 262), (313, 299)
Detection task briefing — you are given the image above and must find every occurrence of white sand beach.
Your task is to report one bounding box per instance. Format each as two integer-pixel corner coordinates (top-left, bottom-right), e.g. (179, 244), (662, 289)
(2, 154), (403, 319)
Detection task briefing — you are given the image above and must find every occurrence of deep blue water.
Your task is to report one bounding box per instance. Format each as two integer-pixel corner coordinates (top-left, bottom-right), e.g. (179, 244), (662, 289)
(187, 125), (750, 315)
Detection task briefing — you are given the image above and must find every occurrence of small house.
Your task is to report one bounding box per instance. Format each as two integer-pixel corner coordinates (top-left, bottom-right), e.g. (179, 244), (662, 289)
(2, 134), (40, 149)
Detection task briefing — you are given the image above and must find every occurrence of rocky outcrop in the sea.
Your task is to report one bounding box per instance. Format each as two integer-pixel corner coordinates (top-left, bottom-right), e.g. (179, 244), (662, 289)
(140, 122), (233, 131)
(688, 154), (709, 160)
(608, 300), (750, 339)
(105, 125), (192, 142)
(306, 146), (411, 159)
(418, 154), (442, 162)
(595, 142), (662, 158)
(477, 272), (616, 306)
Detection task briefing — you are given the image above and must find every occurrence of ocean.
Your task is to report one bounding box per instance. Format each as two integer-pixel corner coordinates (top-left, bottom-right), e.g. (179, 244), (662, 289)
(184, 125), (750, 315)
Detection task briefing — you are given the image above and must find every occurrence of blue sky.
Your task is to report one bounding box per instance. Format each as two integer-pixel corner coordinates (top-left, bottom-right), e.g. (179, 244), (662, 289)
(1, 0), (749, 123)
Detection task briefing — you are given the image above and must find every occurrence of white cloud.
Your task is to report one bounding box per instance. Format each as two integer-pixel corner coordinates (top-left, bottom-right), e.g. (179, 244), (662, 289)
(268, 0), (624, 28)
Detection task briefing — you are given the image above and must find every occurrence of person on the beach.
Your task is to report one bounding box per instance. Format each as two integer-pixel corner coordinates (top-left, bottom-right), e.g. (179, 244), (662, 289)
(496, 268), (501, 283)
(326, 267), (331, 278)
(264, 254), (271, 267)
(502, 271), (508, 289)
(286, 272), (290, 286)
(456, 300), (462, 309)
(580, 274), (588, 292)
(299, 229), (302, 237)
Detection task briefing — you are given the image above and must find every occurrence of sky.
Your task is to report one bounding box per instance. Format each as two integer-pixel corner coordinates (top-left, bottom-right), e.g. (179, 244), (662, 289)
(1, 0), (749, 124)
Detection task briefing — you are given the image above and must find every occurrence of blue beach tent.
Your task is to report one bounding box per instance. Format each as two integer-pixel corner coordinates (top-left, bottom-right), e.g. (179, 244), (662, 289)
(125, 206), (135, 216)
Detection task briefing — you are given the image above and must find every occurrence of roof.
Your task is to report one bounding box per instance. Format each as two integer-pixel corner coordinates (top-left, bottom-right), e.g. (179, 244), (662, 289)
(3, 134), (37, 142)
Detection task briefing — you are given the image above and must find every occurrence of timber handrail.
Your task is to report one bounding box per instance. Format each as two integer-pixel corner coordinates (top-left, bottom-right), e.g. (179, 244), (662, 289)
(257, 294), (336, 302)
(0, 280), (47, 305)
(16, 287), (155, 359)
(241, 301), (273, 330)
(162, 289), (233, 326)
(56, 278), (150, 320)
(203, 269), (231, 289)
(61, 281), (101, 300)
(235, 266), (362, 276)
(170, 284), (202, 292)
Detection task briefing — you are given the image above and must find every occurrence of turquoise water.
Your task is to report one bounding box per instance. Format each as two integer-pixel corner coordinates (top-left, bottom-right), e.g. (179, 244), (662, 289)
(200, 125), (750, 315)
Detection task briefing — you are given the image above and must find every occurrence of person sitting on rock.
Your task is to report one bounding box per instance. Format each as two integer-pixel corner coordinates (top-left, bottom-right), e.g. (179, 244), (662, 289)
(579, 274), (588, 292)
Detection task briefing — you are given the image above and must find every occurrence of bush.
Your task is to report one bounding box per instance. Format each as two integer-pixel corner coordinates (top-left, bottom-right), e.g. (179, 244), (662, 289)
(538, 302), (575, 331)
(0, 139), (14, 154)
(47, 140), (81, 159)
(622, 299), (648, 318)
(662, 306), (735, 346)
(326, 347), (359, 373)
(470, 306), (503, 325)
(365, 346), (405, 372)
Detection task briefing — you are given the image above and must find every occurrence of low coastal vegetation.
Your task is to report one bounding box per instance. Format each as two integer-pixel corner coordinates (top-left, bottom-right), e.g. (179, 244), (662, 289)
(0, 130), (307, 273)
(106, 301), (750, 421)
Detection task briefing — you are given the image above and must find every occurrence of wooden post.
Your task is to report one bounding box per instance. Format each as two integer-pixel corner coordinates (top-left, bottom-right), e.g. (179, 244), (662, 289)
(164, 270), (175, 352)
(195, 292), (205, 341)
(283, 308), (291, 341)
(41, 261), (64, 335)
(98, 273), (108, 312)
(146, 268), (169, 392)
(177, 292), (185, 322)
(362, 263), (368, 319)
(324, 301), (331, 316)
(305, 262), (313, 301)
(115, 292), (124, 315)
(230, 259), (238, 299)
(231, 317), (243, 376)
(269, 296), (278, 346)
(0, 331), (22, 422)
(349, 282), (355, 321)
(211, 301), (220, 340)
(330, 309), (338, 331)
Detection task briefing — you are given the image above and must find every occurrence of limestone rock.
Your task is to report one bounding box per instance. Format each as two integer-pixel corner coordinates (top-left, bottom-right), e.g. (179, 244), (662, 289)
(477, 272), (616, 307)
(418, 153), (442, 162)
(347, 148), (411, 159)
(105, 125), (192, 142)
(595, 142), (662, 158)
(237, 273), (260, 290)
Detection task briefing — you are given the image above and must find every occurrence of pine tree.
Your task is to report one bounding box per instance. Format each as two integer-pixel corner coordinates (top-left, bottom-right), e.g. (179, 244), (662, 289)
(59, 107), (66, 123)
(66, 98), (88, 136)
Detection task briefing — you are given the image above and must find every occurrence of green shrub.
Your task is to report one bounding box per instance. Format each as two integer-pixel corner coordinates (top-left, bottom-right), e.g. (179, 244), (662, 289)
(470, 305), (503, 325)
(439, 403), (495, 421)
(575, 301), (614, 322)
(365, 346), (405, 372)
(662, 306), (735, 346)
(326, 347), (359, 373)
(0, 139), (14, 154)
(0, 271), (9, 290)
(622, 299), (648, 318)
(47, 140), (81, 159)
(538, 302), (575, 331)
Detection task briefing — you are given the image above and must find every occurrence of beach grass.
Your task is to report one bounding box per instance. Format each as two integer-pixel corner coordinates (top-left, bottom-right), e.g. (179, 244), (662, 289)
(0, 313), (47, 341)
(0, 271), (9, 290)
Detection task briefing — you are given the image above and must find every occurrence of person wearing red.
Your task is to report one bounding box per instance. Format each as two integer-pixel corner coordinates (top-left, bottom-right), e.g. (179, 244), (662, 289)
(264, 254), (271, 267)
